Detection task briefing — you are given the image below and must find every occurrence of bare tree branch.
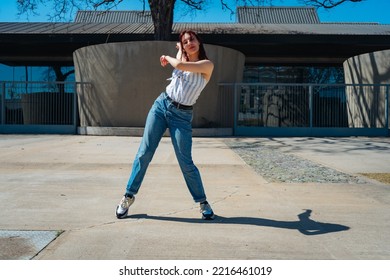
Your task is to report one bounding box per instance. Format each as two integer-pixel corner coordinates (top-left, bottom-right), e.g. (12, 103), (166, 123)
(179, 0), (205, 10)
(93, 0), (115, 8)
(300, 0), (364, 9)
(220, 0), (235, 16)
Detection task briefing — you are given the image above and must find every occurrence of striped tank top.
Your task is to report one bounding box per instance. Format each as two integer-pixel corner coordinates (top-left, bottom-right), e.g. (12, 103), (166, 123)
(165, 69), (208, 106)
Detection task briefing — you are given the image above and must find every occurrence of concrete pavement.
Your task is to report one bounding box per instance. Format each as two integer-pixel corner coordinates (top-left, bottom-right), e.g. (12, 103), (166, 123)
(0, 135), (389, 260)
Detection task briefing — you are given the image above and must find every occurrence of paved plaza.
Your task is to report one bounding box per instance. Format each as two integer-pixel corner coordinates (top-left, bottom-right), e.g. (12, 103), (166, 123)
(0, 135), (390, 260)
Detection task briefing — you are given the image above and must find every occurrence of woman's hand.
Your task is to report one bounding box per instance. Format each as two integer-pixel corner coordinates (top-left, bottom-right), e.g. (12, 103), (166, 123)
(160, 55), (169, 67)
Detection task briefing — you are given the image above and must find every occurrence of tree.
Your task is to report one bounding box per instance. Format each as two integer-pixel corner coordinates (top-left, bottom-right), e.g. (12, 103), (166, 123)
(16, 0), (275, 40)
(148, 0), (175, 40)
(16, 0), (365, 40)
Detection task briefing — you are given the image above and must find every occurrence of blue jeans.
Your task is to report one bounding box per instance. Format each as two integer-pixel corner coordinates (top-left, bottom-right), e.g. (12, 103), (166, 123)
(125, 93), (207, 203)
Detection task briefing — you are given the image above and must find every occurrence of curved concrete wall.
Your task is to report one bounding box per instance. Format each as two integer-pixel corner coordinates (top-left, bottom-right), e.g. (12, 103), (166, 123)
(73, 41), (245, 129)
(343, 49), (390, 128)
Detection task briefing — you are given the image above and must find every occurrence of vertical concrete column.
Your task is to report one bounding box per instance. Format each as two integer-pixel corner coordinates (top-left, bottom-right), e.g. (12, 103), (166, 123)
(344, 50), (390, 128)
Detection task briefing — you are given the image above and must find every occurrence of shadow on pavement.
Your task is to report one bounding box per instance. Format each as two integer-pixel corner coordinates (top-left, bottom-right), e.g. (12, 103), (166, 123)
(127, 209), (349, 236)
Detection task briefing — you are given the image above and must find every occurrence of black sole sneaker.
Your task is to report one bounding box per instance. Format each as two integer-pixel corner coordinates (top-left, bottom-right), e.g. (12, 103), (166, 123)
(200, 202), (215, 220)
(115, 196), (135, 219)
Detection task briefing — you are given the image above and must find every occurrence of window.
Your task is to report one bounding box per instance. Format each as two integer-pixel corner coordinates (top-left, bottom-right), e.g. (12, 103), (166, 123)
(0, 64), (76, 125)
(243, 66), (344, 84)
(239, 66), (347, 128)
(0, 64), (75, 83)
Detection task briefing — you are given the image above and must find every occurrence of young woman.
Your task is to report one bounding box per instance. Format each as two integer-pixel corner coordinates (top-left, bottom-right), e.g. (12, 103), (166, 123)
(116, 30), (215, 220)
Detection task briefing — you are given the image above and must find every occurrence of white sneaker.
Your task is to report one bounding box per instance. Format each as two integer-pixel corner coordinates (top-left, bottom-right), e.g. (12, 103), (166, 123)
(115, 195), (135, 219)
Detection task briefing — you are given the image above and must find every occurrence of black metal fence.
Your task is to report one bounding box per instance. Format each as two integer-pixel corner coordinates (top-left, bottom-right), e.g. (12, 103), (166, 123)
(219, 83), (389, 136)
(1, 81), (389, 136)
(0, 81), (90, 134)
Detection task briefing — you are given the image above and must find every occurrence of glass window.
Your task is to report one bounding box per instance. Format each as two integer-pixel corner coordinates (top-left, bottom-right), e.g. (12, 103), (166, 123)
(239, 65), (347, 128)
(243, 65), (344, 84)
(0, 64), (75, 82)
(0, 64), (76, 125)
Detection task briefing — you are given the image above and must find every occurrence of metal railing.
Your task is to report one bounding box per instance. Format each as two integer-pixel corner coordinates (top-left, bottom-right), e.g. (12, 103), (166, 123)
(0, 81), (91, 134)
(219, 83), (389, 136)
(1, 81), (389, 136)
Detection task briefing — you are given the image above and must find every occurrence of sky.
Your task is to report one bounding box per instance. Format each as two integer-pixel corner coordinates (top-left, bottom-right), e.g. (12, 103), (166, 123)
(0, 0), (389, 24)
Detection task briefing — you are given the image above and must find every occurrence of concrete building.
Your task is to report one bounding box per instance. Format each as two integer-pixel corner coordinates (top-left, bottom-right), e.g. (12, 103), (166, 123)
(1, 7), (389, 136)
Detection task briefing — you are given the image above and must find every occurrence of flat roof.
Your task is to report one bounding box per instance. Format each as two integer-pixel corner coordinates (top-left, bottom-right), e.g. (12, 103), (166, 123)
(0, 22), (389, 36)
(1, 7), (390, 66)
(236, 6), (320, 24)
(74, 10), (153, 23)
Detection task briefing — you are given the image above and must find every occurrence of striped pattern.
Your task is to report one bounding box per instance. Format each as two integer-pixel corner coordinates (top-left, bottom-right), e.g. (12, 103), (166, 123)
(75, 10), (152, 23)
(165, 69), (207, 106)
(237, 6), (320, 24)
(0, 22), (388, 36)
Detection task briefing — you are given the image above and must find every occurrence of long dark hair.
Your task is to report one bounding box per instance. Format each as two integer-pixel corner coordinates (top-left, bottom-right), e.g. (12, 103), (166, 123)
(179, 30), (208, 61)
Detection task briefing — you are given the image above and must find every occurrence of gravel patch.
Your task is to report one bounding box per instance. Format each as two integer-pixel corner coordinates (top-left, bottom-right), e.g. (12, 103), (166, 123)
(225, 140), (364, 184)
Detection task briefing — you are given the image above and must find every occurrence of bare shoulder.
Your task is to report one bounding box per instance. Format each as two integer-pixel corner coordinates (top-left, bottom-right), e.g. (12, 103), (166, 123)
(200, 59), (214, 81)
(199, 59), (213, 67)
